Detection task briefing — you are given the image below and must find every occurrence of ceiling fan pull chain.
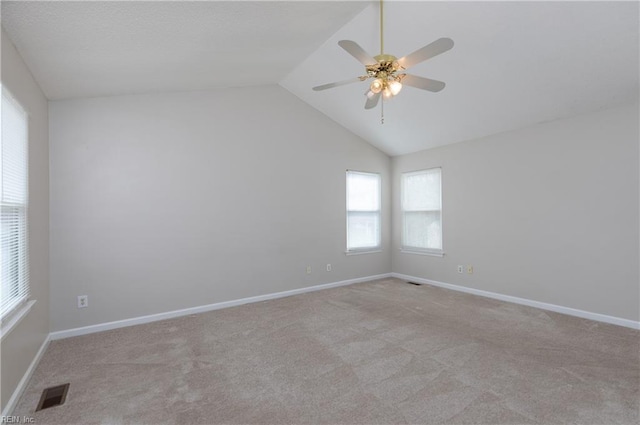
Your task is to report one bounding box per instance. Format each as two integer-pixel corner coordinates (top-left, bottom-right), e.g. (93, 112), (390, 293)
(381, 98), (385, 124)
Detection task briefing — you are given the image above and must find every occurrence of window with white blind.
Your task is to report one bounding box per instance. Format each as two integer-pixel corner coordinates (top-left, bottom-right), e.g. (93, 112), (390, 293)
(1, 87), (30, 320)
(401, 168), (443, 255)
(346, 170), (381, 253)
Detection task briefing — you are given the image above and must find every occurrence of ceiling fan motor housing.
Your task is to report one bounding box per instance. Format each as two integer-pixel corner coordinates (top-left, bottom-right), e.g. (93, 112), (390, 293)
(367, 54), (401, 78)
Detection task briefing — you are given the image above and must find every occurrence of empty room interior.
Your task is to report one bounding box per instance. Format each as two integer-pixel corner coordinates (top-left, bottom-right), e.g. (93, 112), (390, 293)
(0, 0), (638, 424)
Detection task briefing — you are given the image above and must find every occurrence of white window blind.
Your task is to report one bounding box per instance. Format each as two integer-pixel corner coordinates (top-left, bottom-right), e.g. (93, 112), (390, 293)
(401, 168), (442, 254)
(346, 170), (381, 252)
(1, 88), (30, 320)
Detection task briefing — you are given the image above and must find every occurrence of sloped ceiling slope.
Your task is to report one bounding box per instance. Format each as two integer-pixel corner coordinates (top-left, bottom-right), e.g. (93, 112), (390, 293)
(2, 1), (637, 157)
(1, 1), (368, 100)
(281, 1), (639, 156)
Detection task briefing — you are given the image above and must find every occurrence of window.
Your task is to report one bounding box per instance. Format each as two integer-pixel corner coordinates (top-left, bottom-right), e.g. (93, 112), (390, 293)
(346, 170), (381, 252)
(1, 87), (30, 320)
(401, 168), (443, 255)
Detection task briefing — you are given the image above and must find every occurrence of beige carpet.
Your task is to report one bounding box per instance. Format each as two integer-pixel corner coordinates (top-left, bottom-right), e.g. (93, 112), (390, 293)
(13, 278), (640, 424)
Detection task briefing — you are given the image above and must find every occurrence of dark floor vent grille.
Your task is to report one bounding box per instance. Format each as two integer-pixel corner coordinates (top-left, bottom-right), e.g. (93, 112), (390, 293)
(406, 281), (421, 286)
(36, 383), (69, 411)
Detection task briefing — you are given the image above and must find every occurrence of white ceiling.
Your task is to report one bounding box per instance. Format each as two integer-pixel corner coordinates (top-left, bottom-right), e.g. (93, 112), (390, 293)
(0, 0), (368, 99)
(282, 1), (639, 155)
(2, 1), (638, 156)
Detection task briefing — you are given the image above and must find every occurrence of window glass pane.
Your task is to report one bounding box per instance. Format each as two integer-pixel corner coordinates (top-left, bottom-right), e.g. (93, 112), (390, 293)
(347, 212), (380, 249)
(347, 172), (380, 211)
(1, 88), (29, 319)
(403, 169), (441, 211)
(1, 91), (28, 204)
(403, 211), (442, 250)
(1, 205), (26, 309)
(346, 171), (381, 251)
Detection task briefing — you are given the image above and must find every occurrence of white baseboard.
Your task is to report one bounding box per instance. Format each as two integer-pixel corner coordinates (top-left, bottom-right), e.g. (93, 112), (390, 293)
(2, 333), (50, 416)
(392, 273), (640, 330)
(50, 273), (393, 340)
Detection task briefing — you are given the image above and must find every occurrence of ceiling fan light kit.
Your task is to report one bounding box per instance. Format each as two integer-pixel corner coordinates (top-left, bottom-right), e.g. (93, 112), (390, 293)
(312, 0), (454, 123)
(366, 54), (402, 98)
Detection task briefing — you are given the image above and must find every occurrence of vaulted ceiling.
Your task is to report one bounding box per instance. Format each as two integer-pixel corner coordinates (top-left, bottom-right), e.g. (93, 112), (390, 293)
(1, 1), (368, 99)
(2, 1), (638, 156)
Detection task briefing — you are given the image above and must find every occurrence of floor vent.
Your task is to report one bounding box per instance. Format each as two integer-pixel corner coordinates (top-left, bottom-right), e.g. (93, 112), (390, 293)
(406, 281), (421, 286)
(36, 383), (70, 411)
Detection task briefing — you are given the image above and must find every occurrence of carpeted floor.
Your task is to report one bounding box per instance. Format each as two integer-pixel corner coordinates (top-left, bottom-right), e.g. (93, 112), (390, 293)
(13, 278), (640, 424)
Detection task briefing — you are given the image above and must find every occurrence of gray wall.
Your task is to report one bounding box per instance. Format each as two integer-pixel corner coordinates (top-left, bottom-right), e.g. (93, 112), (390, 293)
(0, 29), (50, 411)
(49, 86), (391, 332)
(392, 103), (639, 321)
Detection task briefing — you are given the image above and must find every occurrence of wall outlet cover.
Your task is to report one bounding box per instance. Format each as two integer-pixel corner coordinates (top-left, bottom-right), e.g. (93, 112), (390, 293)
(77, 295), (88, 308)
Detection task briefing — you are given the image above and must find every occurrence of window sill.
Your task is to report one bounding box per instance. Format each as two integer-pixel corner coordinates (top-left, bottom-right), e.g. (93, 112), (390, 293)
(345, 249), (383, 256)
(400, 249), (445, 257)
(0, 300), (36, 342)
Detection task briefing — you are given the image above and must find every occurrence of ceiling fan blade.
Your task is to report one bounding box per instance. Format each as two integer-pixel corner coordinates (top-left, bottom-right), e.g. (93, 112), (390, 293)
(401, 74), (446, 92)
(364, 91), (381, 109)
(397, 38), (454, 70)
(313, 77), (363, 91)
(338, 40), (377, 66)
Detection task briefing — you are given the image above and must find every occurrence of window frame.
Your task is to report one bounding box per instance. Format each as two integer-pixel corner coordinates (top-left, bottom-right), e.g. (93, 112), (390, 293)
(1, 86), (31, 323)
(400, 167), (444, 257)
(346, 170), (382, 254)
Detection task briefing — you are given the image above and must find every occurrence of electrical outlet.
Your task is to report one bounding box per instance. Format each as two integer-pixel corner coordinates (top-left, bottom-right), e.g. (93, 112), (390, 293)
(467, 265), (473, 274)
(457, 265), (464, 274)
(326, 264), (332, 272)
(77, 295), (88, 309)
(306, 265), (312, 274)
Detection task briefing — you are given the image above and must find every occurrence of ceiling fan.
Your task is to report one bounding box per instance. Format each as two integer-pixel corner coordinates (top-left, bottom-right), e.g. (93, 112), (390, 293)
(312, 0), (453, 119)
